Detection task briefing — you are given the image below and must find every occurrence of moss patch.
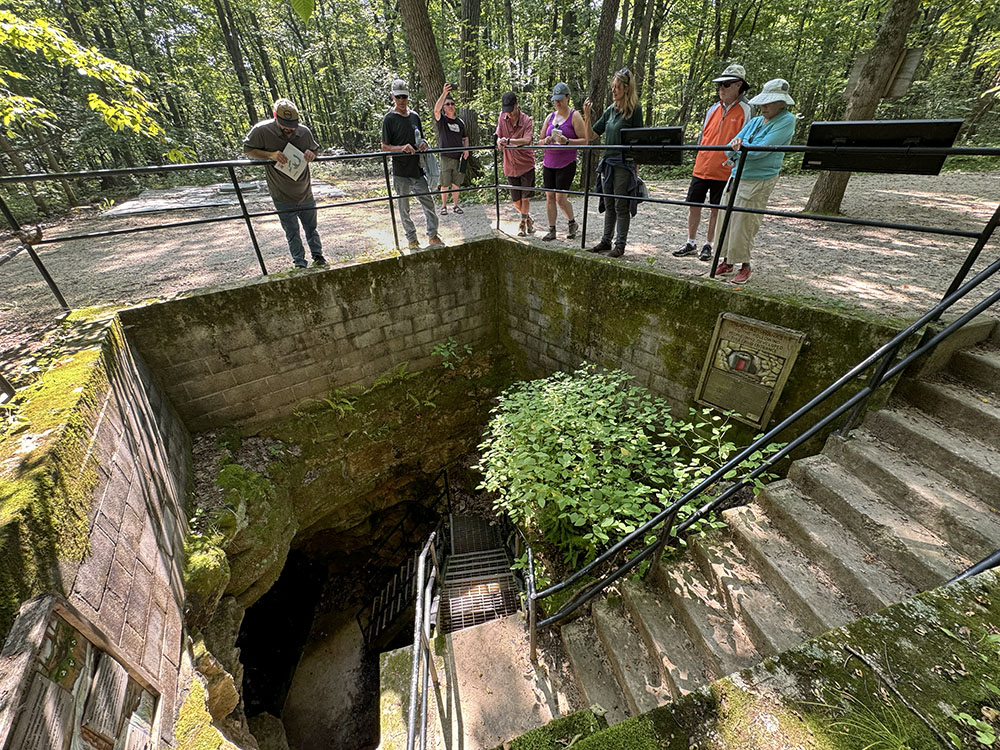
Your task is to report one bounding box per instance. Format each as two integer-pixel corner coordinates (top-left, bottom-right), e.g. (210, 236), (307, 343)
(499, 707), (609, 749)
(0, 332), (111, 637)
(175, 675), (238, 750)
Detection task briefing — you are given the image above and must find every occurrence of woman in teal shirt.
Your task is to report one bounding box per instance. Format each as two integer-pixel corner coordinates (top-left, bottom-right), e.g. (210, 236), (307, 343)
(583, 69), (644, 258)
(715, 78), (796, 285)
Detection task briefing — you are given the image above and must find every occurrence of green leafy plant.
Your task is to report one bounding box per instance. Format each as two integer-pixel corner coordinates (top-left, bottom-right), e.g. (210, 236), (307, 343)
(432, 338), (473, 370)
(476, 365), (783, 567)
(951, 711), (997, 748)
(810, 688), (920, 750)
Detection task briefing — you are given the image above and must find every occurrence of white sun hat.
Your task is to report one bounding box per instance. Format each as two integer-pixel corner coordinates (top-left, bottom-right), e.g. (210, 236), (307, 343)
(749, 78), (795, 106)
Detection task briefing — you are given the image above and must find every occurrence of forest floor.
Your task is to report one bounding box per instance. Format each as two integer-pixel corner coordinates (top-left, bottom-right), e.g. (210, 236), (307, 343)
(2, 169), (998, 374)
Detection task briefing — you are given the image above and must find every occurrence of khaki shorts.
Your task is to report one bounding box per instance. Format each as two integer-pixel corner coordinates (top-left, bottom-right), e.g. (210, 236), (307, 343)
(440, 156), (465, 188)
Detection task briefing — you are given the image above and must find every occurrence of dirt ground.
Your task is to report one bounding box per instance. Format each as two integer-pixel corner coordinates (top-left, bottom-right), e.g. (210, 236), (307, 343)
(1, 170), (998, 375)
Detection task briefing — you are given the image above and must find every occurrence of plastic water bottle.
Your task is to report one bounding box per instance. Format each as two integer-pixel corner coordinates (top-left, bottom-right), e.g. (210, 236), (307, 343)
(414, 128), (424, 148)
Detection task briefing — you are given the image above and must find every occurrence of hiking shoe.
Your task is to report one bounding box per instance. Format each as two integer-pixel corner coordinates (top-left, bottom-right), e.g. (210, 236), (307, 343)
(588, 239), (612, 254)
(698, 244), (713, 261)
(673, 241), (697, 257)
(525, 216), (535, 234)
(542, 227), (557, 241)
(714, 261), (735, 276)
(567, 219), (578, 239)
(293, 261), (308, 269)
(407, 238), (421, 250)
(312, 256), (328, 267)
(453, 205), (464, 214)
(439, 206), (448, 215)
(731, 265), (752, 284)
(428, 235), (445, 247)
(605, 244), (625, 258)
(517, 218), (527, 237)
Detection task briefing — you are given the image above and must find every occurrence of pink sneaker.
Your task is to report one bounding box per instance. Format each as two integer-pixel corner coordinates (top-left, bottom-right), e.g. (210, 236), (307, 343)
(731, 265), (753, 284)
(715, 261), (735, 276)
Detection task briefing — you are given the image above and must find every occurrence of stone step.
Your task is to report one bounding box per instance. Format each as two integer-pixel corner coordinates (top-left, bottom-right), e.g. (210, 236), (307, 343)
(909, 316), (997, 378)
(620, 579), (713, 698)
(756, 480), (917, 613)
(897, 378), (1000, 452)
(690, 535), (810, 657)
(592, 598), (672, 716)
(824, 430), (1000, 561)
(560, 616), (630, 725)
(865, 407), (1000, 506)
(724, 506), (858, 634)
(656, 559), (760, 679)
(789, 455), (969, 589)
(949, 346), (1000, 398)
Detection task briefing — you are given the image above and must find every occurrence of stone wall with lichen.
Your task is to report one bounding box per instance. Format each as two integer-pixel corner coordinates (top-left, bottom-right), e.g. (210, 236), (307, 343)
(119, 240), (499, 432)
(497, 243), (909, 447)
(0, 316), (190, 747)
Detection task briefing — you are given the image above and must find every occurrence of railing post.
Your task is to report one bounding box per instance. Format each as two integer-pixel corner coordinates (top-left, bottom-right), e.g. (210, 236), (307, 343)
(528, 593), (537, 663)
(645, 505), (681, 579)
(493, 137), (501, 230)
(710, 145), (748, 277)
(836, 342), (903, 436)
(406, 547), (426, 750)
(0, 194), (70, 311)
(227, 166), (268, 276)
(580, 149), (592, 250)
(383, 154), (400, 253)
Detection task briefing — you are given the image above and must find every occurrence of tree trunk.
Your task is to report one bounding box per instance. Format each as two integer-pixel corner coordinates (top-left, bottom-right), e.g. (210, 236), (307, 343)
(32, 128), (79, 206)
(643, 0), (669, 124)
(613, 0), (631, 78)
(459, 0), (482, 148)
(963, 67), (1000, 141)
(804, 0), (921, 215)
(245, 10), (280, 102)
(398, 0), (446, 112)
(589, 0), (622, 111)
(503, 0), (515, 72)
(0, 133), (51, 215)
(213, 0), (258, 126)
(631, 0), (657, 100)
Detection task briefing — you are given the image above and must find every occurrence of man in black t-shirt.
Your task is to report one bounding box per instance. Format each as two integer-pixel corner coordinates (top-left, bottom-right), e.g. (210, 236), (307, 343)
(433, 83), (469, 215)
(381, 79), (443, 252)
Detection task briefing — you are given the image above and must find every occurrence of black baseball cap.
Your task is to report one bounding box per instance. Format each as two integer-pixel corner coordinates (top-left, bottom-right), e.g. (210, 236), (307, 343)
(501, 92), (518, 113)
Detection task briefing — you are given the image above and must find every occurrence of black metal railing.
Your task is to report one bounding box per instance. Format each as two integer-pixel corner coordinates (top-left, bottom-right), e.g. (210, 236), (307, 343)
(357, 469), (452, 647)
(515, 247), (1000, 659)
(406, 518), (449, 750)
(3, 141), (998, 321)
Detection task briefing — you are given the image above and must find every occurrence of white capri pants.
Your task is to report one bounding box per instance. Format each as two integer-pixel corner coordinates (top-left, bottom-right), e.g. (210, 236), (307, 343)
(720, 175), (779, 265)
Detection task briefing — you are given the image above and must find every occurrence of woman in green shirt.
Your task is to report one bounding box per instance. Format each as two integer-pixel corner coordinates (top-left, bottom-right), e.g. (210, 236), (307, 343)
(583, 69), (644, 257)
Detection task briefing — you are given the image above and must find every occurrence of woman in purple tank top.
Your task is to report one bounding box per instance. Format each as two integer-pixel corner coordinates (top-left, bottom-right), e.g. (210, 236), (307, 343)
(540, 82), (588, 241)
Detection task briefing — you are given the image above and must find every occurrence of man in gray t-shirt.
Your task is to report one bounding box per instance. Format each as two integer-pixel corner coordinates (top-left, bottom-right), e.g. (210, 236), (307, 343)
(243, 98), (326, 268)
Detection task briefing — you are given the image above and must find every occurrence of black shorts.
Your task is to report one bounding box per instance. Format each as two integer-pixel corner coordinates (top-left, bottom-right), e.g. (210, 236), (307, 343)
(686, 176), (726, 206)
(543, 163), (577, 192)
(508, 169), (536, 202)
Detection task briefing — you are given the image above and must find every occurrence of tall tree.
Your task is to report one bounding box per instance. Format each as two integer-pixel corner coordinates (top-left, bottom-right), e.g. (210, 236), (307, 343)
(398, 0), (446, 111)
(589, 0), (622, 111)
(804, 0), (922, 215)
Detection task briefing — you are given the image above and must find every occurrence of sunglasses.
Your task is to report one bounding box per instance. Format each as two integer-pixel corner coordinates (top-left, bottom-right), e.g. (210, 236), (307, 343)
(616, 68), (631, 83)
(718, 80), (739, 88)
(444, 101), (456, 106)
(394, 94), (408, 100)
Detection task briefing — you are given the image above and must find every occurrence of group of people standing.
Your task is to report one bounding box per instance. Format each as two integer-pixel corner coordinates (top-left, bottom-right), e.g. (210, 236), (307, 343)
(244, 66), (796, 283)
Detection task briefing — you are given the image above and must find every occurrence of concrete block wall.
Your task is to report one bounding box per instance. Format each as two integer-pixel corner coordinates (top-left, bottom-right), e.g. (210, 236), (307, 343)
(498, 243), (909, 435)
(0, 323), (191, 748)
(69, 327), (189, 747)
(120, 241), (499, 431)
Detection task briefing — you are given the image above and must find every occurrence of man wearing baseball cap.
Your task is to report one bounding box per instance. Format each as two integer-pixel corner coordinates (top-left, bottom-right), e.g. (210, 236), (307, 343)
(674, 64), (751, 262)
(243, 98), (326, 268)
(495, 91), (536, 236)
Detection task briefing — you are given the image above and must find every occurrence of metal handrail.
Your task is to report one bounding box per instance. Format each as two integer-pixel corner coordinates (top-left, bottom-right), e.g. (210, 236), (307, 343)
(3, 141), (998, 317)
(519, 250), (1000, 644)
(406, 517), (449, 750)
(948, 549), (1000, 584)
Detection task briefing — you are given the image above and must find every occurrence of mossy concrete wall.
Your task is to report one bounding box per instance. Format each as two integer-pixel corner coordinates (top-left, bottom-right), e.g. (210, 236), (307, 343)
(497, 243), (908, 446)
(119, 240), (500, 431)
(0, 319), (190, 747)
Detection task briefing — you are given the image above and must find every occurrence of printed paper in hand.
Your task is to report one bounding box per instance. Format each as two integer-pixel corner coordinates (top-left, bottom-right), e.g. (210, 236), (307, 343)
(275, 142), (307, 181)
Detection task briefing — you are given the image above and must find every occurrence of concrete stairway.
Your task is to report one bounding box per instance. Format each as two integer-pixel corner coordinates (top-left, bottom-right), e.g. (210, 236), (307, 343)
(561, 320), (1000, 724)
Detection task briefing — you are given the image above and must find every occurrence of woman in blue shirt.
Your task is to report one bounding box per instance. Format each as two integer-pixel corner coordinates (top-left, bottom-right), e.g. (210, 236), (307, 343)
(715, 78), (796, 285)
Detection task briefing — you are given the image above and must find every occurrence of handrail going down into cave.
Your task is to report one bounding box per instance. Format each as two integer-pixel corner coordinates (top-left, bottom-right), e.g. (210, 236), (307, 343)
(518, 248), (1000, 661)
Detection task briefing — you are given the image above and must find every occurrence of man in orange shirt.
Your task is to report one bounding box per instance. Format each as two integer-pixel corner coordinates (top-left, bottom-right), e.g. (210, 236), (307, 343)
(675, 64), (751, 261)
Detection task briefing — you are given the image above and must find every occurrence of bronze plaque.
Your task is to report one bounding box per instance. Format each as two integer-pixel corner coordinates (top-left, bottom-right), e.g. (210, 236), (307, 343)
(695, 313), (805, 428)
